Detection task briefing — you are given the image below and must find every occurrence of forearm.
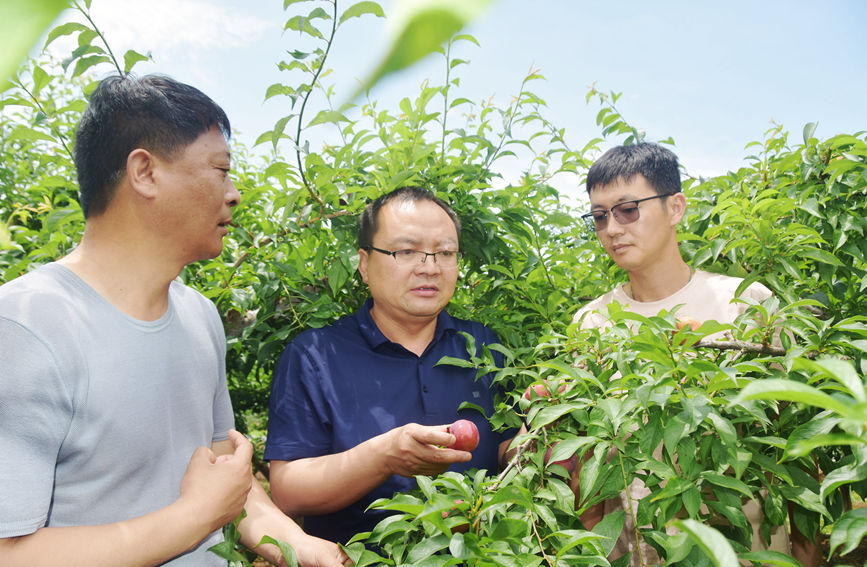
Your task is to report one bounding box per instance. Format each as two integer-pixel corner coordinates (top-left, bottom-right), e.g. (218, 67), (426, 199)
(0, 500), (212, 567)
(270, 434), (394, 517)
(236, 480), (301, 564)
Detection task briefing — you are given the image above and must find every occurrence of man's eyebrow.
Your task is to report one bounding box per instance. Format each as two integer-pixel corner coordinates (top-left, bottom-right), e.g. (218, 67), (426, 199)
(591, 195), (641, 209)
(386, 236), (458, 248)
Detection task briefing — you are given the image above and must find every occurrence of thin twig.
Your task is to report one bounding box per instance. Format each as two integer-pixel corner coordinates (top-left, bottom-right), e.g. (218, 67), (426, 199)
(491, 437), (534, 489)
(294, 0), (337, 203)
(694, 339), (785, 356)
(530, 510), (556, 567)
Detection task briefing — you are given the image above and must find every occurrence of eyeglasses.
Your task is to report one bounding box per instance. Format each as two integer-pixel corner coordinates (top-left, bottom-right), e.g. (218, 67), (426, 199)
(366, 246), (461, 268)
(581, 194), (672, 231)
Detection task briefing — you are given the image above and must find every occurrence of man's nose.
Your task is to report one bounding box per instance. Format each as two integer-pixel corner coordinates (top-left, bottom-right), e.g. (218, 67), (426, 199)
(226, 180), (241, 207)
(414, 253), (441, 273)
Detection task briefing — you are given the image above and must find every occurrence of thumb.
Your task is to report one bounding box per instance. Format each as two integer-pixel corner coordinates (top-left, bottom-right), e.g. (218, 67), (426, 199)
(190, 445), (217, 466)
(227, 429), (254, 462)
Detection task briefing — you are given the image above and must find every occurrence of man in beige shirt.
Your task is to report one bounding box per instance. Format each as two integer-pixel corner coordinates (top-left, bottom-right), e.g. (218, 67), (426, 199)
(571, 143), (819, 566)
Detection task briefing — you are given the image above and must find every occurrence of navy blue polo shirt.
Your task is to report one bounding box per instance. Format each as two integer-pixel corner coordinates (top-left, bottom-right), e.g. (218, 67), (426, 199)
(265, 298), (512, 543)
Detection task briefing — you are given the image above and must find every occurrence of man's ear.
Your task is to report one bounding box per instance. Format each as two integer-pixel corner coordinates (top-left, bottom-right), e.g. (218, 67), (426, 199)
(667, 192), (687, 226)
(357, 248), (370, 284)
(126, 148), (158, 199)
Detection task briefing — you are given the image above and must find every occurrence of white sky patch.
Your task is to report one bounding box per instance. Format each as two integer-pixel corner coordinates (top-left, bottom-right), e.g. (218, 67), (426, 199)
(88, 0), (274, 60)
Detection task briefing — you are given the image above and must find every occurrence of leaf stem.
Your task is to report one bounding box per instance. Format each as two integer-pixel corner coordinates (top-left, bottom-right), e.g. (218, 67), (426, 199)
(72, 0), (124, 75)
(294, 0), (337, 206)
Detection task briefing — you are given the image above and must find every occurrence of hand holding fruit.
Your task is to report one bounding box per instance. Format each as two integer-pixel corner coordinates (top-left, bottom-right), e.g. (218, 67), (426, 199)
(381, 422), (473, 478)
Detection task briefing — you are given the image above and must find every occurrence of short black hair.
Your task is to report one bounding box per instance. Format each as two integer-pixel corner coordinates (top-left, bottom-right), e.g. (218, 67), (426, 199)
(586, 143), (681, 196)
(358, 186), (461, 249)
(73, 74), (231, 218)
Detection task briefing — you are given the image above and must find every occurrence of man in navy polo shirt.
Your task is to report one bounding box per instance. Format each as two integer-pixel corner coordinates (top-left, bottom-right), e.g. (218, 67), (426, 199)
(265, 186), (514, 544)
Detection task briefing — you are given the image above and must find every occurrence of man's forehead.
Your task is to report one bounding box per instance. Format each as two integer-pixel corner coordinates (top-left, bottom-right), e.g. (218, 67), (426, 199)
(377, 200), (458, 240)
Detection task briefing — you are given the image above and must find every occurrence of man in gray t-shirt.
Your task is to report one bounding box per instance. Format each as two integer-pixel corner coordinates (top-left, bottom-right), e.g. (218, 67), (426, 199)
(0, 75), (347, 567)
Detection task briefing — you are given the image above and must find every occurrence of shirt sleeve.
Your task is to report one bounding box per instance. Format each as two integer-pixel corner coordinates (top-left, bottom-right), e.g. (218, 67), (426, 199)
(0, 318), (73, 537)
(264, 338), (334, 461)
(211, 354), (234, 444)
(208, 307), (234, 443)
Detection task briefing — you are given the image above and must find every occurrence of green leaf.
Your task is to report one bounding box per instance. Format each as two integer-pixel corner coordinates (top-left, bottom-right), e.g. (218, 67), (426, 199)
(345, 0), (493, 103)
(820, 454), (867, 500)
(591, 509), (625, 556)
(434, 356), (475, 368)
(339, 1), (385, 25)
(258, 536), (299, 567)
(671, 519), (739, 567)
(0, 221), (12, 249)
(803, 121), (818, 143)
(306, 109), (351, 127)
(31, 64), (51, 97)
(788, 432), (867, 458)
(801, 246), (845, 267)
(699, 471), (754, 499)
(71, 54), (111, 78)
(122, 49), (150, 74)
(733, 378), (853, 417)
(739, 550), (803, 566)
(799, 357), (866, 402)
(0, 0), (69, 81)
(44, 21), (89, 48)
(829, 508), (867, 557)
(9, 125), (56, 143)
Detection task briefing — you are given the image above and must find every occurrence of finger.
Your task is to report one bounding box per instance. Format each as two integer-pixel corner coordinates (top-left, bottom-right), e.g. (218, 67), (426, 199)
(426, 446), (473, 464)
(411, 424), (454, 447)
(227, 429), (254, 461)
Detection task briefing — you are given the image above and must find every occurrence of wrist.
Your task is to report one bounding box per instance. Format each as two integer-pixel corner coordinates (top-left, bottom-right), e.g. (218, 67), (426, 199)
(171, 494), (224, 545)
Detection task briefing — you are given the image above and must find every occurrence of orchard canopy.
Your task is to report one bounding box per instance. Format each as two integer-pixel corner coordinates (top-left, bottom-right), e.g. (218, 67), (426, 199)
(2, 2), (867, 566)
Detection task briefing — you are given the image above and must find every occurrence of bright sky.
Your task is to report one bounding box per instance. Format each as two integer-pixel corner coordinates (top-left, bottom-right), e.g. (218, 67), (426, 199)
(46, 0), (867, 200)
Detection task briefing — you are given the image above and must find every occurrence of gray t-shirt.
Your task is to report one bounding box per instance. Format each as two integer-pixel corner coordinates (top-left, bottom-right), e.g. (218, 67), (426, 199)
(0, 263), (234, 565)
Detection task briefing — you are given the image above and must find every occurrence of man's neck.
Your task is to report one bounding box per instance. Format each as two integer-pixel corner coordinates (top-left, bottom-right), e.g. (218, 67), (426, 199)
(369, 306), (439, 357)
(626, 256), (693, 303)
(59, 224), (184, 321)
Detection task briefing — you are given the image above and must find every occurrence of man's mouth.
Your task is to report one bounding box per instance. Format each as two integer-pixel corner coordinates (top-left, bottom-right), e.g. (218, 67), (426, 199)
(413, 285), (439, 293)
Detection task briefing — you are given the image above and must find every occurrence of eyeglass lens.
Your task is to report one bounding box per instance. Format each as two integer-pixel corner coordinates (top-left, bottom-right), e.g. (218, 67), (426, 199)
(583, 194), (670, 231)
(586, 202), (640, 231)
(394, 250), (459, 266)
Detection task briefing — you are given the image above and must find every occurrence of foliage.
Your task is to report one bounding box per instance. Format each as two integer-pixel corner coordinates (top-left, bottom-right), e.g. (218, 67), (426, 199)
(2, 0), (867, 565)
(0, 0), (68, 82)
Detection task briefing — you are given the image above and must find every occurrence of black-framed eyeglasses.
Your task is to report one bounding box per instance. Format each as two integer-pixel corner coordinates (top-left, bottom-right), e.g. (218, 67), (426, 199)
(580, 194), (672, 232)
(365, 246), (461, 268)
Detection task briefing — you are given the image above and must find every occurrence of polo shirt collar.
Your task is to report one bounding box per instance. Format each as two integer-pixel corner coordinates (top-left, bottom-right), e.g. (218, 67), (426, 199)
(356, 297), (457, 351)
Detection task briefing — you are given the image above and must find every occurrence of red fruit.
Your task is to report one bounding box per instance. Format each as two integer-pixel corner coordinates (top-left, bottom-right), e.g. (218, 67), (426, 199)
(523, 381), (567, 401)
(523, 382), (551, 400)
(441, 499), (469, 533)
(544, 446), (578, 474)
(441, 499), (465, 519)
(673, 316), (701, 344)
(676, 316), (701, 332)
(447, 419), (479, 452)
